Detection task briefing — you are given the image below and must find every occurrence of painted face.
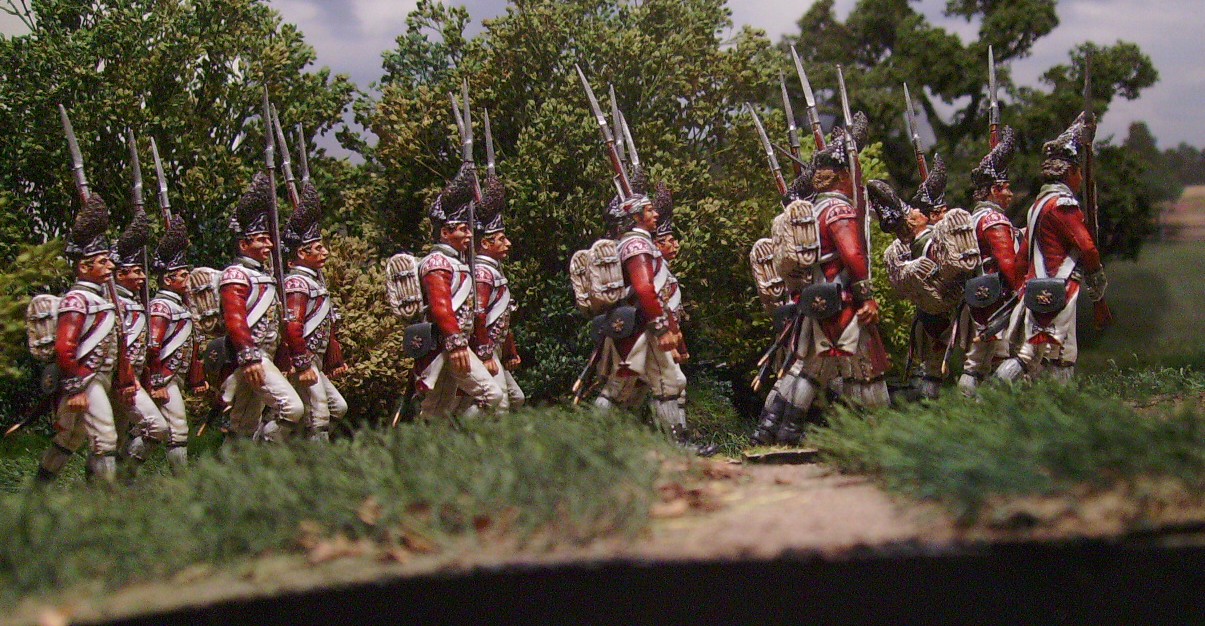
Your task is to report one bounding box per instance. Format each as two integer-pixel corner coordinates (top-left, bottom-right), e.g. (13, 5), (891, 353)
(295, 240), (330, 271)
(480, 232), (512, 261)
(905, 208), (930, 238)
(116, 265), (147, 293)
(990, 182), (1014, 210)
(442, 223), (473, 253)
(163, 268), (190, 293)
(239, 233), (274, 263)
(79, 253), (115, 284)
(634, 202), (659, 232)
(655, 234), (680, 261)
(928, 204), (948, 224)
(1065, 166), (1083, 193)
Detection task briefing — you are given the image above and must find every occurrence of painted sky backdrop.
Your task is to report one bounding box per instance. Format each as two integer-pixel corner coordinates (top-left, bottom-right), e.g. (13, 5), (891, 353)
(4, 0), (1202, 150)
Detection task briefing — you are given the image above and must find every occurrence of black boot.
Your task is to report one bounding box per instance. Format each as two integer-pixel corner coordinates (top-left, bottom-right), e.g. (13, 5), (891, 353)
(775, 404), (806, 446)
(750, 394), (787, 446)
(672, 425), (719, 457)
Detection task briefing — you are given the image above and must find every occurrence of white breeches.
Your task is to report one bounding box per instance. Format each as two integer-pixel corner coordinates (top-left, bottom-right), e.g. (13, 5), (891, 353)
(53, 373), (117, 456)
(292, 365), (348, 431)
(221, 357), (305, 437)
(419, 350), (504, 420)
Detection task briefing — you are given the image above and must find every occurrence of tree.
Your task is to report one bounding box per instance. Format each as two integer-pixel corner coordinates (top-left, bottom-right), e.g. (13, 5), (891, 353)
(0, 0), (356, 266)
(781, 0), (1159, 256)
(357, 0), (905, 402)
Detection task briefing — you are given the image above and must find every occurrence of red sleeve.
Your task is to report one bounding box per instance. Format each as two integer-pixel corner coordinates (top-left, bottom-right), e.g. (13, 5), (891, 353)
(471, 276), (493, 353)
(421, 269), (462, 338)
(188, 341), (206, 389)
(623, 255), (666, 320)
(1053, 206), (1103, 273)
(502, 332), (518, 361)
(828, 217), (870, 284)
(284, 290), (310, 364)
(323, 333), (345, 372)
(983, 223), (1025, 292)
(146, 311), (168, 387)
(220, 282), (256, 354)
(55, 311), (91, 380)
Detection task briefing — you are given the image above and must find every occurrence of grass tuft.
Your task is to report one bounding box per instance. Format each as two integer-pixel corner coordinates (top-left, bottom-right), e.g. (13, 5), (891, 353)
(0, 407), (678, 607)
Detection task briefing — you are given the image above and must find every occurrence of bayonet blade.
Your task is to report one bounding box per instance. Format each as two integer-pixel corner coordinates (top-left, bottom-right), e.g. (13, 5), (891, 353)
(461, 79), (474, 164)
(620, 111), (640, 168)
(150, 137), (171, 220)
(484, 109), (497, 178)
(449, 92), (467, 143)
(780, 72), (798, 135)
(294, 123), (308, 182)
(790, 46), (816, 108)
(575, 64), (614, 143)
(610, 84), (626, 164)
(127, 129), (144, 210)
(748, 104), (786, 195)
(262, 89), (275, 169)
(58, 104), (89, 197)
(988, 45), (1001, 137)
(836, 65), (853, 131)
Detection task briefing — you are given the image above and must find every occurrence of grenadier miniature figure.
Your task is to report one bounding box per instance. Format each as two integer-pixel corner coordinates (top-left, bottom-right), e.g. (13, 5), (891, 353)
(469, 175), (524, 412)
(751, 122), (890, 445)
(957, 127), (1027, 394)
(281, 181), (348, 440)
(35, 195), (135, 483)
(651, 183), (691, 415)
(110, 208), (172, 475)
(414, 166), (503, 419)
(997, 115), (1110, 383)
(146, 215), (206, 468)
(592, 189), (693, 446)
(218, 173), (304, 440)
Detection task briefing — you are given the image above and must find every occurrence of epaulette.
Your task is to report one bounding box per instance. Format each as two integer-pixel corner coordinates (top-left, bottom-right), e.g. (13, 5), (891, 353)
(1055, 195), (1080, 210)
(978, 210), (1011, 231)
(618, 235), (656, 262)
(149, 300), (172, 317)
(419, 252), (454, 278)
(219, 265), (252, 288)
(822, 202), (858, 226)
(58, 292), (88, 315)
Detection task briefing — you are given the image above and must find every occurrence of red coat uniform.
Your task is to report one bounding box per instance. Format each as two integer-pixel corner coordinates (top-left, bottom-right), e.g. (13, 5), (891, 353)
(219, 257), (280, 367)
(812, 193), (876, 354)
(616, 229), (669, 359)
(1024, 183), (1102, 342)
(969, 201), (1028, 327)
(470, 256), (517, 364)
(283, 266), (344, 373)
(415, 244), (474, 385)
(56, 280), (130, 396)
(146, 289), (204, 390)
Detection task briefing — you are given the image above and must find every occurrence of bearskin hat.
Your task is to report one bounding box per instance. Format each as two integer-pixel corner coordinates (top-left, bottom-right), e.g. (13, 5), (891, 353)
(229, 172), (274, 237)
(112, 206), (151, 268)
(282, 181), (323, 256)
(652, 182), (674, 239)
(603, 193), (652, 236)
(783, 162), (816, 205)
(1043, 112), (1092, 164)
(65, 193), (111, 261)
(812, 126), (850, 170)
(152, 215), (191, 274)
(429, 165), (476, 237)
(849, 111), (870, 151)
(868, 180), (911, 235)
(475, 174), (507, 238)
(629, 164), (649, 196)
(911, 153), (948, 211)
(971, 127), (1018, 190)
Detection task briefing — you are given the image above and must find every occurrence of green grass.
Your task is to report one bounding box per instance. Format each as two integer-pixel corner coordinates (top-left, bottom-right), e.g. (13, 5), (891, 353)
(0, 408), (680, 608)
(810, 367), (1205, 523)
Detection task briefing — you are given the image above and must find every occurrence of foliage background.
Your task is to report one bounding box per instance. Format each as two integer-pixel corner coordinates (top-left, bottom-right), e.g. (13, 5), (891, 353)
(0, 0), (1176, 426)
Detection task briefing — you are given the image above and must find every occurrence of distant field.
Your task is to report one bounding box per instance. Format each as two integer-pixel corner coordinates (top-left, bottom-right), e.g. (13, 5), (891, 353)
(1077, 241), (1205, 372)
(1161, 184), (1205, 242)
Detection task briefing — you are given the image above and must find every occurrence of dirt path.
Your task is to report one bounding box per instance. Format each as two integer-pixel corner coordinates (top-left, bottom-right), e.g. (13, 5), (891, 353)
(8, 461), (960, 625)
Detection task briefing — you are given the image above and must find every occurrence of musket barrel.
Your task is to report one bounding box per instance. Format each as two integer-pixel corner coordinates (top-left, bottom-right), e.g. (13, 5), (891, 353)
(150, 137), (172, 222)
(575, 64), (632, 197)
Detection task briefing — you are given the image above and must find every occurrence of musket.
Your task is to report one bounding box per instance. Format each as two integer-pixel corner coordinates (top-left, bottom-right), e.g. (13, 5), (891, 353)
(988, 45), (1001, 149)
(270, 105), (300, 209)
(261, 88), (290, 325)
(780, 72), (803, 176)
(790, 45), (826, 150)
(773, 143), (808, 169)
(903, 83), (929, 179)
(127, 128), (151, 306)
(748, 104), (788, 196)
(484, 108), (497, 178)
(3, 394), (57, 438)
(1080, 54), (1113, 329)
(620, 111), (641, 172)
(458, 80), (480, 316)
(149, 137), (173, 223)
(59, 105), (134, 396)
(575, 64), (633, 197)
(610, 84), (627, 168)
(296, 124), (311, 184)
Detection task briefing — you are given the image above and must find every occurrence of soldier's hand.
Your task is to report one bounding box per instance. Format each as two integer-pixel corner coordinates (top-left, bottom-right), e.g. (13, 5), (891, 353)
(657, 331), (680, 354)
(450, 348), (471, 374)
(298, 367), (319, 387)
(485, 358), (500, 376)
(856, 299), (881, 326)
(504, 355), (521, 371)
(675, 350), (690, 364)
(330, 365), (349, 379)
(193, 381), (210, 395)
(150, 386), (169, 402)
(242, 362), (266, 388)
(66, 391), (89, 412)
(119, 384), (138, 406)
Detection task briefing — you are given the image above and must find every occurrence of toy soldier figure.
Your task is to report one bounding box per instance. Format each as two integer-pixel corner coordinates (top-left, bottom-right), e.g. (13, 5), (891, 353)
(35, 195), (134, 483)
(111, 208), (172, 475)
(415, 166), (503, 419)
(750, 125), (890, 445)
(650, 182), (691, 419)
(957, 127), (1027, 394)
(593, 191), (695, 447)
(219, 173), (303, 440)
(905, 158), (956, 399)
(997, 115), (1109, 383)
(281, 181), (348, 440)
(469, 175), (524, 412)
(147, 215), (207, 468)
